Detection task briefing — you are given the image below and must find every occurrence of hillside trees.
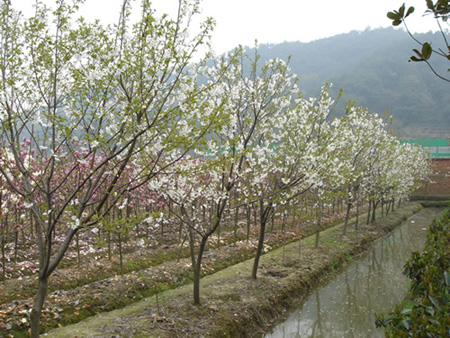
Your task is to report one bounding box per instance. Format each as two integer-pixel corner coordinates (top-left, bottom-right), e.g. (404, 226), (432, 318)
(0, 0), (217, 336)
(251, 29), (450, 137)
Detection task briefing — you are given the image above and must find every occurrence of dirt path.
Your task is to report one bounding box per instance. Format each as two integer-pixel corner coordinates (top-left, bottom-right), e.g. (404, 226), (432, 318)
(43, 203), (424, 338)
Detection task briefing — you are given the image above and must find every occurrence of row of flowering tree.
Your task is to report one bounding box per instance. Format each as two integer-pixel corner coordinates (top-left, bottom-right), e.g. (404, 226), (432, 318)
(333, 105), (430, 234)
(0, 0), (430, 336)
(0, 0), (224, 335)
(150, 57), (431, 305)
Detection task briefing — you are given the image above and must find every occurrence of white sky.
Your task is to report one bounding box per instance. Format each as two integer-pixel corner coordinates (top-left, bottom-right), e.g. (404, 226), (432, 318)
(13, 0), (439, 55)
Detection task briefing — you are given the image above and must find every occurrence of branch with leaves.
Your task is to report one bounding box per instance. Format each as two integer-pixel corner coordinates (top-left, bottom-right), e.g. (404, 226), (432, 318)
(388, 1), (450, 82)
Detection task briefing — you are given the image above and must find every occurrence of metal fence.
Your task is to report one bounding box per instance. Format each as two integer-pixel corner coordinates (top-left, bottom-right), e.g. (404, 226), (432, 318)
(401, 139), (450, 158)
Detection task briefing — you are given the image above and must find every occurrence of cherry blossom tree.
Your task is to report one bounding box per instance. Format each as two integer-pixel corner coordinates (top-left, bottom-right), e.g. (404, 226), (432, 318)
(332, 105), (390, 233)
(249, 84), (343, 276)
(334, 107), (430, 226)
(0, 0), (216, 335)
(155, 49), (303, 303)
(365, 137), (429, 217)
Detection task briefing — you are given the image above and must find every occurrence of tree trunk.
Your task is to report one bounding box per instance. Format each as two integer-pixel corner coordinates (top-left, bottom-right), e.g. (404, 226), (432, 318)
(107, 230), (112, 261)
(217, 223), (221, 247)
(355, 199), (360, 230)
(76, 232), (81, 268)
(246, 205), (251, 242)
(315, 202), (322, 248)
(343, 200), (352, 235)
(178, 218), (183, 242)
(366, 200), (372, 225)
(187, 226), (199, 304)
(1, 223), (5, 281)
(14, 220), (19, 263)
(193, 237), (207, 305)
(1, 214), (7, 280)
(291, 204), (297, 227)
(184, 199), (227, 305)
(252, 202), (271, 279)
(270, 207), (275, 232)
(29, 210), (34, 238)
(118, 230), (123, 275)
(371, 200), (379, 224)
(30, 275), (48, 338)
(234, 206), (239, 244)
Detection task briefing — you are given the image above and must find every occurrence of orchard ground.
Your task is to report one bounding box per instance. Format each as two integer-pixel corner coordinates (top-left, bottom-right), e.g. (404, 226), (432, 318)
(41, 202), (425, 338)
(0, 199), (369, 336)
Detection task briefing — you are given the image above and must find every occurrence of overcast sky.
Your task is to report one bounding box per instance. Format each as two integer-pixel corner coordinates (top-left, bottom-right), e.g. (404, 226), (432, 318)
(14, 0), (439, 55)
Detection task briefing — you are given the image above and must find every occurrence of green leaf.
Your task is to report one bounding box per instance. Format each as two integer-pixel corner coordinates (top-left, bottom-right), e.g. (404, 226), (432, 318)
(410, 56), (423, 62)
(422, 42), (432, 60)
(387, 11), (400, 20)
(444, 271), (450, 286)
(429, 295), (442, 311)
(412, 48), (423, 58)
(401, 308), (412, 315)
(401, 319), (410, 330)
(393, 19), (403, 26)
(405, 6), (415, 18)
(427, 0), (434, 10)
(382, 317), (394, 326)
(399, 3), (406, 17)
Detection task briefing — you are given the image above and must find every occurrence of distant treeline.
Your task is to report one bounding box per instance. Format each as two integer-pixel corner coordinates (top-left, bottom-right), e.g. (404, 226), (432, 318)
(241, 27), (450, 139)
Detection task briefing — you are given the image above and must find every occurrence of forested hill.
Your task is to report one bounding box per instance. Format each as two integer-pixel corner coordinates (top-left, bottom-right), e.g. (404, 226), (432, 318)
(244, 27), (450, 138)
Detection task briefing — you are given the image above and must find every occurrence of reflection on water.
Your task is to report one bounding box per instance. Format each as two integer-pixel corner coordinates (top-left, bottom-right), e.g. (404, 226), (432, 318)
(265, 208), (443, 338)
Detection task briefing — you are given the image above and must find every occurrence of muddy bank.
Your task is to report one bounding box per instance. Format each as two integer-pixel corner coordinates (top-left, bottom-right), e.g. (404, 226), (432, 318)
(44, 203), (423, 338)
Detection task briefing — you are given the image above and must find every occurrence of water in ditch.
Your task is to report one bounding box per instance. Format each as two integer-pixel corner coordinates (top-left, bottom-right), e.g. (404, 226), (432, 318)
(264, 207), (444, 338)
